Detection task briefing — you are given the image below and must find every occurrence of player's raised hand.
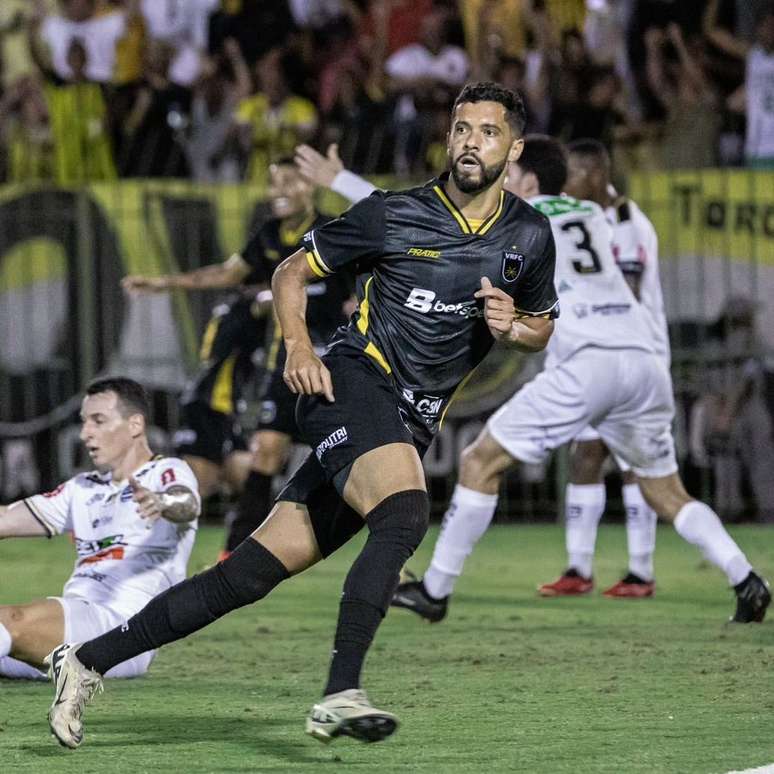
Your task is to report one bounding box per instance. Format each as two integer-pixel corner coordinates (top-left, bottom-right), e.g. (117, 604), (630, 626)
(284, 344), (335, 402)
(474, 277), (515, 340)
(294, 143), (343, 188)
(121, 275), (170, 294)
(129, 475), (163, 523)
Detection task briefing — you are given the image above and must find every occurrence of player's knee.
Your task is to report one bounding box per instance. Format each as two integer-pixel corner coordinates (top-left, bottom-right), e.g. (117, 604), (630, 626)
(459, 437), (509, 490)
(216, 537), (291, 605)
(252, 434), (290, 475)
(570, 442), (607, 484)
(367, 489), (430, 555)
(0, 605), (27, 643)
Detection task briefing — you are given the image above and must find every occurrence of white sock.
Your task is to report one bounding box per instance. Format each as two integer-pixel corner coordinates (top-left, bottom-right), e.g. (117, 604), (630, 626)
(673, 501), (752, 586)
(623, 483), (657, 581)
(423, 484), (498, 599)
(0, 623), (11, 657)
(565, 483), (606, 578)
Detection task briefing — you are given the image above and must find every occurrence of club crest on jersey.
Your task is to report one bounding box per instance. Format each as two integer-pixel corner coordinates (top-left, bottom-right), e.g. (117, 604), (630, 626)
(501, 251), (524, 283)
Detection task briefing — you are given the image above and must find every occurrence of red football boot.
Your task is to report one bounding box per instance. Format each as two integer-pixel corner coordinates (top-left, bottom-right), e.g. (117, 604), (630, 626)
(602, 573), (655, 598)
(538, 569), (594, 596)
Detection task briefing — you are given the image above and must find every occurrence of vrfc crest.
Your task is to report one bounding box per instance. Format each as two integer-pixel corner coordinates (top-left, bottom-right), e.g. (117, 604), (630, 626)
(501, 251), (524, 283)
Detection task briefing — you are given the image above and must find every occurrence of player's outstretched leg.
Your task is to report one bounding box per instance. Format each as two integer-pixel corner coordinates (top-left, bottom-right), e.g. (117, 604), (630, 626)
(391, 431), (512, 623)
(45, 503), (319, 748)
(638, 474), (771, 622)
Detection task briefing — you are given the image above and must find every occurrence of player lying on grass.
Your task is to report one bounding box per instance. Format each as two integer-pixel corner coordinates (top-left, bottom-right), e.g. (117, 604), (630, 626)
(392, 135), (771, 625)
(0, 378), (200, 682)
(43, 82), (558, 749)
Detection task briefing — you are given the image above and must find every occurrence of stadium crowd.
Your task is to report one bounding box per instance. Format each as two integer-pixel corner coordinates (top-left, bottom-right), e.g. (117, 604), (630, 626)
(0, 0), (772, 185)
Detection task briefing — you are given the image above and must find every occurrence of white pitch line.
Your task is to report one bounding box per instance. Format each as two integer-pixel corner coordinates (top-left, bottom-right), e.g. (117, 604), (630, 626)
(725, 765), (774, 774)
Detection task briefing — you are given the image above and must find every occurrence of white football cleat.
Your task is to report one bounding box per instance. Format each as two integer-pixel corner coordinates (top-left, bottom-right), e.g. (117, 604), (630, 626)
(45, 644), (103, 748)
(306, 689), (398, 744)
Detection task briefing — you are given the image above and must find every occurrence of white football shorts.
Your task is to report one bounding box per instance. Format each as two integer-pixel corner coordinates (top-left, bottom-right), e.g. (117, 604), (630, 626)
(0, 596), (156, 680)
(487, 348), (678, 479)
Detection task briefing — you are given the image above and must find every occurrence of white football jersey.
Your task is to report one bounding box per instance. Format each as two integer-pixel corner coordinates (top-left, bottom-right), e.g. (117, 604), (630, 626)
(529, 195), (654, 366)
(23, 456), (200, 619)
(607, 198), (670, 364)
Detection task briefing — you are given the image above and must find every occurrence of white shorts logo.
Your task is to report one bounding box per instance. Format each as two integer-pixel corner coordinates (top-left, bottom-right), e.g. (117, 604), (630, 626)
(315, 426), (348, 461)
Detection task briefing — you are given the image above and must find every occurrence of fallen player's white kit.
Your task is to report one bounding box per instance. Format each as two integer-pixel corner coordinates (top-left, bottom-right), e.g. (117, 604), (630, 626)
(0, 455), (200, 679)
(488, 195), (676, 477)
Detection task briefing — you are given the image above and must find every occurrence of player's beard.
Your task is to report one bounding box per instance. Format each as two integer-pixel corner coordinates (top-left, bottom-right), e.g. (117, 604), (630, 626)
(451, 155), (507, 194)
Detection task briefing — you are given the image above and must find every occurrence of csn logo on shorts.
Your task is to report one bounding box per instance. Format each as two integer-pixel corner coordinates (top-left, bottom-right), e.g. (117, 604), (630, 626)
(404, 288), (484, 319)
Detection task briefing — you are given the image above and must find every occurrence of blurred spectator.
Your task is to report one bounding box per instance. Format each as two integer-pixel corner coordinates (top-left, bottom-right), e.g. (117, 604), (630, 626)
(461, 0), (529, 67)
(0, 1), (57, 90)
(37, 0), (128, 84)
(28, 8), (116, 183)
(385, 8), (469, 173)
(139, 0), (219, 88)
(706, 0), (774, 168)
(547, 29), (592, 134)
(183, 39), (250, 182)
(645, 23), (720, 168)
(0, 74), (52, 182)
(234, 47), (318, 184)
(119, 39), (191, 177)
(360, 0), (434, 59)
(208, 0), (297, 65)
(289, 0), (349, 30)
(689, 297), (774, 523)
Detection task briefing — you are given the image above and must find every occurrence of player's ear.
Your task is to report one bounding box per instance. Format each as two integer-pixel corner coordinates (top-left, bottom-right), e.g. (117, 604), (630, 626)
(128, 413), (145, 439)
(508, 137), (524, 163)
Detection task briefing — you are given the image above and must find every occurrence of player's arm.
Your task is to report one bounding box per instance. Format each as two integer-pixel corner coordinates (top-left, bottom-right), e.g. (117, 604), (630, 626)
(122, 254), (252, 294)
(128, 476), (199, 524)
(294, 143), (378, 204)
(702, 0), (749, 59)
(474, 278), (554, 352)
(0, 502), (49, 538)
(272, 248), (335, 401)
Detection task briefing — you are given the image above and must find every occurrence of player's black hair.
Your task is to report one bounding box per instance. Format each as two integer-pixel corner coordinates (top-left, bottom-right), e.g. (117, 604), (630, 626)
(566, 138), (611, 171)
(452, 81), (527, 136)
(516, 134), (568, 195)
(86, 377), (151, 421)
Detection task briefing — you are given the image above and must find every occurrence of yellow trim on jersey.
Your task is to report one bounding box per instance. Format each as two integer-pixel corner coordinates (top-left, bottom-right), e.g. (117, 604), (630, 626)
(439, 366), (478, 428)
(355, 277), (391, 373)
(306, 250), (327, 278)
(433, 185), (471, 234)
(211, 354), (237, 414)
(357, 277), (373, 334)
(279, 211), (317, 247)
(199, 315), (220, 361)
(364, 342), (392, 374)
(434, 187), (505, 236)
(477, 191), (505, 235)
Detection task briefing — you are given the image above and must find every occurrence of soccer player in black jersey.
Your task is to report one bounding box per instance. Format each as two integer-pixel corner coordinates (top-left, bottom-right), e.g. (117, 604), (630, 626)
(122, 161), (352, 555)
(46, 82), (559, 749)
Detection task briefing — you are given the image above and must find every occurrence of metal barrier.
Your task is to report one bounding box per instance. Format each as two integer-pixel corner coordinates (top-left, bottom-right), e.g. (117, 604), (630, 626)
(0, 169), (772, 523)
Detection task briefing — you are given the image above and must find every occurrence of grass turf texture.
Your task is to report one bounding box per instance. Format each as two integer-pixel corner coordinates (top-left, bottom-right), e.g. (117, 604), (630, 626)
(2, 524), (773, 774)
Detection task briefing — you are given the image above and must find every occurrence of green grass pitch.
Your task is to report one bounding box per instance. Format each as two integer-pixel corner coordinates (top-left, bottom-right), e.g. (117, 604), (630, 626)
(2, 524), (773, 774)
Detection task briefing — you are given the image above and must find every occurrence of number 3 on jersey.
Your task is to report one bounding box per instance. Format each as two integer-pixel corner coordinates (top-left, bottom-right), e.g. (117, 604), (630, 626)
(561, 220), (602, 274)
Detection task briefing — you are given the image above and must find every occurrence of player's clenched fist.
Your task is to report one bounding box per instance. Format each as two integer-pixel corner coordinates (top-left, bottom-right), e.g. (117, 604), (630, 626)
(284, 344), (335, 402)
(129, 475), (163, 523)
(474, 276), (515, 341)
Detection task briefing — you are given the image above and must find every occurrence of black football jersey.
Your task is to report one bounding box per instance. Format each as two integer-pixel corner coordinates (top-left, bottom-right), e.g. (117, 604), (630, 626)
(243, 211), (353, 372)
(302, 177), (558, 439)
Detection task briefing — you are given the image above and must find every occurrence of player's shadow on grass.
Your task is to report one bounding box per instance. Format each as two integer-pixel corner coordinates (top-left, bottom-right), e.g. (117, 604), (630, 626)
(22, 714), (322, 764)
